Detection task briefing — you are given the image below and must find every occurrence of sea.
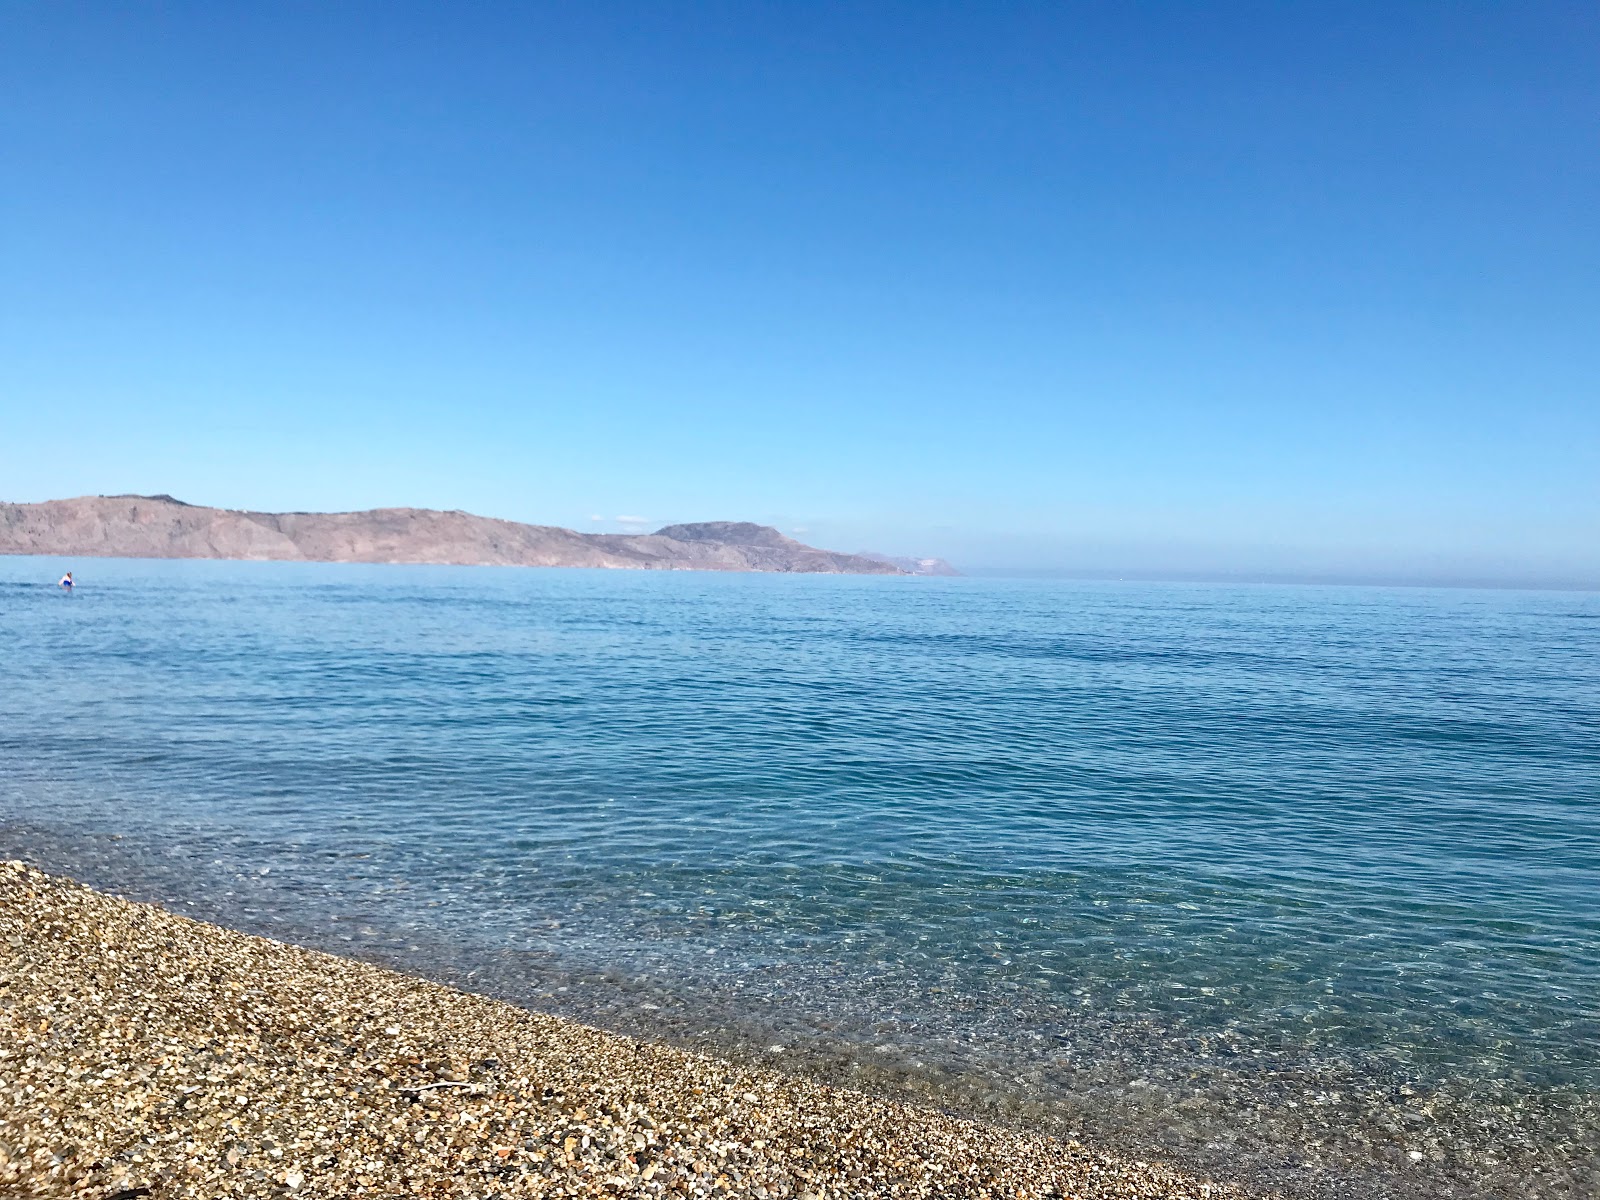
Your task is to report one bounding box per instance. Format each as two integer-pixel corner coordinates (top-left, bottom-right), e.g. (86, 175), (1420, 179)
(1, 556), (1595, 1199)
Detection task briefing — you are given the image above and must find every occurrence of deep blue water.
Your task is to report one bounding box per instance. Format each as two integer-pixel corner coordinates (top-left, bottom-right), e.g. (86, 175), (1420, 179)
(2, 557), (1596, 1197)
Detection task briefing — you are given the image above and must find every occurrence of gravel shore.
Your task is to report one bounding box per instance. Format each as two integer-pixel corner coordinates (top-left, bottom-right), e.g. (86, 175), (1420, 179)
(0, 862), (1255, 1199)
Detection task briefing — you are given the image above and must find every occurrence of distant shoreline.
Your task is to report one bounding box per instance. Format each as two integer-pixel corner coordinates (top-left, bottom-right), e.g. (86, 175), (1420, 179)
(957, 566), (1600, 592)
(0, 494), (956, 576)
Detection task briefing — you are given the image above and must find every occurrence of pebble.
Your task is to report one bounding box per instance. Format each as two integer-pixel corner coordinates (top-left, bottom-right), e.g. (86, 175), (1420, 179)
(1, 861), (1251, 1199)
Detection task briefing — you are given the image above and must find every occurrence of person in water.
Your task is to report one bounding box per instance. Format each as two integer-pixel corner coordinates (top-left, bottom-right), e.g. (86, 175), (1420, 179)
(58, 572), (73, 592)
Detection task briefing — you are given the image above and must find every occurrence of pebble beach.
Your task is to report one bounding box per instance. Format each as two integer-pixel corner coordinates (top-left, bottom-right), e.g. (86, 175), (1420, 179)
(0, 862), (1250, 1199)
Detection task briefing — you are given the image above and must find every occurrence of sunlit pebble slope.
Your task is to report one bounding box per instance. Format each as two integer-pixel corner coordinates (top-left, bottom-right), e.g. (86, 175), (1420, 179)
(0, 862), (1246, 1199)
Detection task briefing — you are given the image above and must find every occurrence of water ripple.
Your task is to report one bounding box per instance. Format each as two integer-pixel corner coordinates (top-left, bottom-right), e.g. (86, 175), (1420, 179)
(2, 559), (1596, 1198)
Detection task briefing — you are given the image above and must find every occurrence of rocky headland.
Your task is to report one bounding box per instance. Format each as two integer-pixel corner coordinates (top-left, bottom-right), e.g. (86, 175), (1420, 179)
(0, 496), (912, 575)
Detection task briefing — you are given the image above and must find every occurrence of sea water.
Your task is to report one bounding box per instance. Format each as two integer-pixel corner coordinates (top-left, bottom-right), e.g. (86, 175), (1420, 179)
(1, 557), (1595, 1198)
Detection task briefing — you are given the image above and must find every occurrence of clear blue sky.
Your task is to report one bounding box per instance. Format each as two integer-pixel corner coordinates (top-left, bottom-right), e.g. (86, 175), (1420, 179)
(3, 2), (1595, 582)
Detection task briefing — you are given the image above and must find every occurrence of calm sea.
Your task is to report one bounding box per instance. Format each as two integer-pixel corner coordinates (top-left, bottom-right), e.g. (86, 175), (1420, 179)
(2, 557), (1596, 1198)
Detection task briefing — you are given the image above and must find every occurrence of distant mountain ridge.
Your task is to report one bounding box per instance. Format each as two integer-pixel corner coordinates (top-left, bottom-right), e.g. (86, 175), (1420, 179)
(0, 495), (908, 575)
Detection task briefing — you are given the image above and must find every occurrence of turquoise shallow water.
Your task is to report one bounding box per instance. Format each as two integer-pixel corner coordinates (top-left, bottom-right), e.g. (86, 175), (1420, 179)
(2, 557), (1597, 1197)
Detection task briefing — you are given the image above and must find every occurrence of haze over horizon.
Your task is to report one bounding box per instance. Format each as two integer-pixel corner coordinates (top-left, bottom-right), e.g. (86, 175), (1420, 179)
(3, 3), (1596, 587)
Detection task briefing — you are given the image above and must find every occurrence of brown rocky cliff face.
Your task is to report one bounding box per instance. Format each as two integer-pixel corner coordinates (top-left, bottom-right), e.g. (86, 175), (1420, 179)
(0, 496), (906, 575)
(652, 521), (799, 549)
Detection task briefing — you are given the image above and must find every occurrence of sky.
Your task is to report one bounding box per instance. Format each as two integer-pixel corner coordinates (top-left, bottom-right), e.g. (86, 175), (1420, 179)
(2, 2), (1596, 583)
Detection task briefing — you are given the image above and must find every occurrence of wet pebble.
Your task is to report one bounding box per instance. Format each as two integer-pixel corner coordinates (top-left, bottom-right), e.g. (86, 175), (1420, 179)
(1, 861), (1245, 1199)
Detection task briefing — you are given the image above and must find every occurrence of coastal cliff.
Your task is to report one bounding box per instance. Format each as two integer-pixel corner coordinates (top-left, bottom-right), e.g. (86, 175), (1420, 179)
(0, 495), (907, 575)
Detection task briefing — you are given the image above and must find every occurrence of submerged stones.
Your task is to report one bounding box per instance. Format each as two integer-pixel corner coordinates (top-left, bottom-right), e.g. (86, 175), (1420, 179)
(1, 861), (1240, 1199)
